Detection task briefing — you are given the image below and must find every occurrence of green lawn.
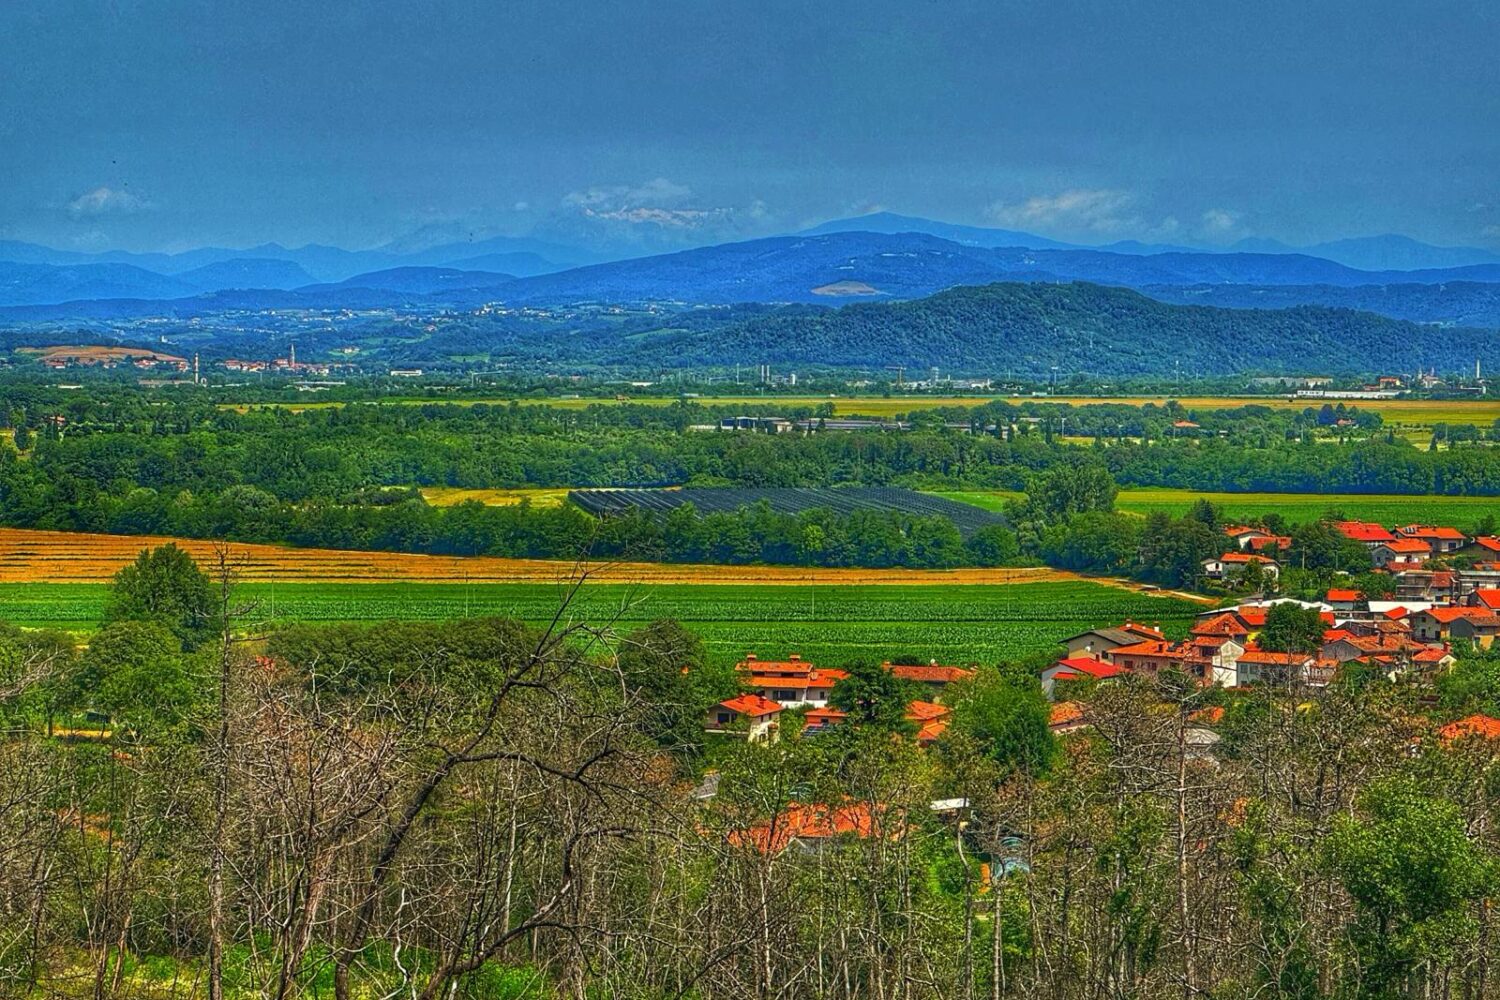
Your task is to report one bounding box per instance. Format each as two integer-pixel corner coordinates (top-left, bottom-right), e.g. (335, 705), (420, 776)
(0, 580), (1200, 667)
(934, 488), (1498, 527)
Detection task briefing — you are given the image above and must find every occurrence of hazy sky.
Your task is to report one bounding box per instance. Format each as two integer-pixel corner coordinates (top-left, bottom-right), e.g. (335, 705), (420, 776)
(4, 0), (1498, 253)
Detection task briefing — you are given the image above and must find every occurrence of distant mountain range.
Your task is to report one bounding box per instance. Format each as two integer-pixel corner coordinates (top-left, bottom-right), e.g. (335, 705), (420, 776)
(3, 220), (1500, 330)
(479, 231), (1500, 306)
(0, 234), (594, 287)
(799, 212), (1500, 270)
(597, 282), (1500, 376)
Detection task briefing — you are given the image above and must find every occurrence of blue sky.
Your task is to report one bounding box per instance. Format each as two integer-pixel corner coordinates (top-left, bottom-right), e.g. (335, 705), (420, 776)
(3, 0), (1498, 253)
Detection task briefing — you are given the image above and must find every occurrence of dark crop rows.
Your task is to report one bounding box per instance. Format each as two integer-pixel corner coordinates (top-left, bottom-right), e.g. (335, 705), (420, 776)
(568, 486), (1006, 536)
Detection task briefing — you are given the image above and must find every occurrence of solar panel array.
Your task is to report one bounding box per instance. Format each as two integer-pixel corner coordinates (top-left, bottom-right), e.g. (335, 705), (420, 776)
(567, 487), (1005, 537)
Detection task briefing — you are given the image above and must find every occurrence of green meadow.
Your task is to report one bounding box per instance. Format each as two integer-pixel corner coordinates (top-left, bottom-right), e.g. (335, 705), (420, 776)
(936, 488), (1498, 527)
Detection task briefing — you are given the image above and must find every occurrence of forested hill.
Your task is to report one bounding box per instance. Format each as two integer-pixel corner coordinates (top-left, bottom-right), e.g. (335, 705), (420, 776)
(608, 282), (1500, 375)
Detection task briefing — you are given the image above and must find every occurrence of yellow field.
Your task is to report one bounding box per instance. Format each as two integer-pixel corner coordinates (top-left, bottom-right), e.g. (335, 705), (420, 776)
(222, 393), (1500, 430)
(420, 486), (571, 507)
(0, 527), (1104, 587)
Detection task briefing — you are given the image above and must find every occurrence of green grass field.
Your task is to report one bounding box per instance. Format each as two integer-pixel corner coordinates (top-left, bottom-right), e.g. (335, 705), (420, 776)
(935, 488), (1499, 527)
(0, 580), (1201, 667)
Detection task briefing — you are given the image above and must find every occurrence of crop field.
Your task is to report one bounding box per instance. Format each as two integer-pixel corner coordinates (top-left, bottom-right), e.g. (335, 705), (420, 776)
(0, 580), (1203, 665)
(936, 489), (1500, 527)
(569, 487), (1004, 535)
(0, 527), (1104, 587)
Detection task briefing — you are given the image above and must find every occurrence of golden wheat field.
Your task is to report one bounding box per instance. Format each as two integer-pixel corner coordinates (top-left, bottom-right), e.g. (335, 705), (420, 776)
(0, 527), (1104, 587)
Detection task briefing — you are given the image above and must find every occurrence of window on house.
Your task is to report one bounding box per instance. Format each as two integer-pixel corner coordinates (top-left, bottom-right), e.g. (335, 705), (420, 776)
(717, 712), (732, 725)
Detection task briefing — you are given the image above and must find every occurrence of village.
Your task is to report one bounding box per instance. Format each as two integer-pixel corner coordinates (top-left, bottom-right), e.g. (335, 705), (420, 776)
(699, 513), (1500, 857)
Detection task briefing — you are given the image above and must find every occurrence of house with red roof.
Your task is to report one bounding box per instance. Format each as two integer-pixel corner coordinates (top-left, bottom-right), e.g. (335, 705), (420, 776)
(1323, 631), (1436, 665)
(1058, 622), (1167, 658)
(1393, 569), (1457, 602)
(1191, 613), (1251, 641)
(884, 661), (975, 699)
(1049, 701), (1087, 734)
(1449, 614), (1500, 648)
(1475, 537), (1500, 555)
(728, 801), (895, 854)
(1467, 589), (1500, 611)
(1041, 656), (1127, 696)
(1396, 525), (1468, 554)
(1103, 640), (1187, 676)
(1411, 607), (1500, 642)
(906, 700), (952, 743)
(1372, 538), (1432, 569)
(1224, 525), (1275, 550)
(1233, 649), (1321, 686)
(1336, 521), (1397, 547)
(1202, 552), (1280, 582)
(1326, 588), (1362, 612)
(1245, 534), (1293, 554)
(1438, 714), (1500, 746)
(707, 694), (783, 742)
(737, 653), (848, 707)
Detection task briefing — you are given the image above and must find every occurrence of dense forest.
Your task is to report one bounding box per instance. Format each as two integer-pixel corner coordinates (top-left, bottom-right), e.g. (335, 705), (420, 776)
(5, 548), (1500, 999)
(597, 283), (1500, 374)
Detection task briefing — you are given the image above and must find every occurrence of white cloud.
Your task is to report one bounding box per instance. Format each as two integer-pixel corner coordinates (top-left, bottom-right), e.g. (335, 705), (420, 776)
(987, 188), (1136, 234)
(67, 185), (148, 217)
(1200, 208), (1241, 235)
(564, 177), (694, 211)
(562, 178), (738, 229)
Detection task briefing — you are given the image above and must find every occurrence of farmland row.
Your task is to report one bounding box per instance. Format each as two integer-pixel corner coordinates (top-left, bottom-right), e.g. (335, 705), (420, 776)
(0, 581), (1204, 666)
(226, 393), (1500, 430)
(0, 527), (1099, 586)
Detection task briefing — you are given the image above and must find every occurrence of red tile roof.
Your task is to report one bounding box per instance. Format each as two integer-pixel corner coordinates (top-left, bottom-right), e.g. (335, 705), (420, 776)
(1380, 538), (1432, 554)
(1049, 702), (1085, 729)
(719, 694), (783, 718)
(1421, 607), (1500, 624)
(1476, 537), (1500, 553)
(1107, 640), (1184, 659)
(1337, 521), (1396, 543)
(1397, 525), (1467, 541)
(1053, 656), (1128, 679)
(731, 802), (888, 853)
(1326, 589), (1360, 602)
(1439, 714), (1500, 744)
(886, 663), (976, 684)
(1219, 552), (1278, 564)
(905, 700), (951, 722)
(1192, 613), (1250, 637)
(1472, 589), (1500, 610)
(1238, 650), (1315, 666)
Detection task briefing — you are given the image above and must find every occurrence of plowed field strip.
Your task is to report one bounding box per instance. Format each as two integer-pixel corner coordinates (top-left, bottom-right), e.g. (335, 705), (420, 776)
(0, 527), (1159, 588)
